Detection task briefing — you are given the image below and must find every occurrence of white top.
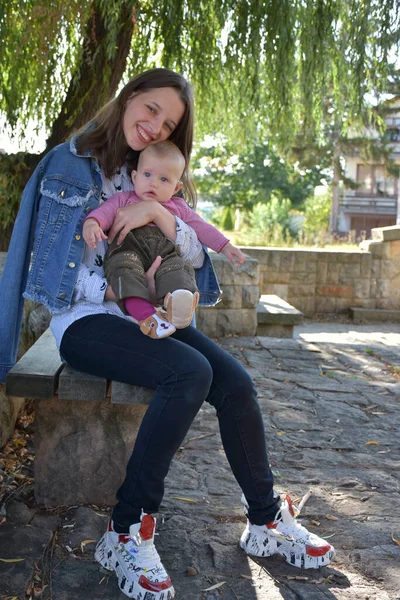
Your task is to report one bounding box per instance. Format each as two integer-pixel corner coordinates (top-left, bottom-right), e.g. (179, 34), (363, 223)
(50, 166), (204, 348)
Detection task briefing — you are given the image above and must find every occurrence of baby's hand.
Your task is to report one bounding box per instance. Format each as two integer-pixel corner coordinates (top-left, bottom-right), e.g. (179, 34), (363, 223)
(83, 218), (108, 248)
(221, 242), (245, 266)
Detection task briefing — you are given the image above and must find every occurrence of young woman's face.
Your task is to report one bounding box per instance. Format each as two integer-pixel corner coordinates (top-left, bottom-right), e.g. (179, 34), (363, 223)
(123, 87), (185, 151)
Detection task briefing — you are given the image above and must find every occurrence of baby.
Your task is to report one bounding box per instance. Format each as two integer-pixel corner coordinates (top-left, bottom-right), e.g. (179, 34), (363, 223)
(83, 141), (245, 339)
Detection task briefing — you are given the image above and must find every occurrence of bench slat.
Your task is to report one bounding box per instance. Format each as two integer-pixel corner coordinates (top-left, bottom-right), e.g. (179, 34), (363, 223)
(111, 381), (154, 405)
(58, 365), (108, 402)
(6, 329), (63, 399)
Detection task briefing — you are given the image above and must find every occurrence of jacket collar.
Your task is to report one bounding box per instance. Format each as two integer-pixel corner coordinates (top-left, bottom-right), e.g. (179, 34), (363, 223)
(69, 134), (94, 158)
(69, 134), (102, 176)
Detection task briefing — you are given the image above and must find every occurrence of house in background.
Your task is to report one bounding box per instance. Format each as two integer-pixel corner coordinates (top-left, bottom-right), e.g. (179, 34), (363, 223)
(339, 97), (400, 235)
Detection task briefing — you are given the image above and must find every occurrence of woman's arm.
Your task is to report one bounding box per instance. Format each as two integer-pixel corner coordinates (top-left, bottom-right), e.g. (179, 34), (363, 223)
(73, 265), (108, 303)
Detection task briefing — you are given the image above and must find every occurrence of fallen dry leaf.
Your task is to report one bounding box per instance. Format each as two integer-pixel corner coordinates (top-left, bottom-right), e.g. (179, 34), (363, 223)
(323, 532), (338, 539)
(325, 514), (339, 521)
(240, 574), (253, 580)
(202, 581), (226, 591)
(80, 539), (97, 552)
(286, 575), (309, 581)
(391, 533), (400, 546)
(0, 557), (26, 563)
(276, 431), (285, 436)
(169, 496), (197, 503)
(311, 520), (320, 526)
(365, 440), (379, 446)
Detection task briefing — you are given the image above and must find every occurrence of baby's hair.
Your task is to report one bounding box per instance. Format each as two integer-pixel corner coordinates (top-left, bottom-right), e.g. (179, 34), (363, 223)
(138, 141), (186, 177)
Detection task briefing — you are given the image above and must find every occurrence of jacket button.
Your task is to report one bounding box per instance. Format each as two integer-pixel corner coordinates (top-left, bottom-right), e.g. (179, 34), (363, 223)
(75, 234), (81, 240)
(69, 262), (76, 268)
(59, 293), (66, 299)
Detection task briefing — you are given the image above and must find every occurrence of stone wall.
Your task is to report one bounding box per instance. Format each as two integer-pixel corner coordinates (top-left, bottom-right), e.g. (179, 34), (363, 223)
(241, 225), (400, 316)
(197, 252), (259, 337)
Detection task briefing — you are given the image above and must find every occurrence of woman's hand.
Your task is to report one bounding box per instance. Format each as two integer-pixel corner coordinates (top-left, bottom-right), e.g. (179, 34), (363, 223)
(107, 201), (159, 245)
(104, 285), (117, 302)
(108, 201), (178, 245)
(145, 255), (162, 305)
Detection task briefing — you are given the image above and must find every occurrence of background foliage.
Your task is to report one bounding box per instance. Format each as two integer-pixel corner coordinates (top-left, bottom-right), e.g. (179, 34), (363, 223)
(193, 139), (327, 211)
(1, 0), (399, 146)
(0, 0), (399, 244)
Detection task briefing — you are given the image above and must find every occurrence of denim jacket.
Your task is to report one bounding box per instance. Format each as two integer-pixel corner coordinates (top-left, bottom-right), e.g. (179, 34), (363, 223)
(0, 138), (221, 382)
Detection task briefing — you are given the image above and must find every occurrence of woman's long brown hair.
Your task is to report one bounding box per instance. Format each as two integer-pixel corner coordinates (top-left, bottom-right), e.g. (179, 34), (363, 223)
(76, 68), (197, 206)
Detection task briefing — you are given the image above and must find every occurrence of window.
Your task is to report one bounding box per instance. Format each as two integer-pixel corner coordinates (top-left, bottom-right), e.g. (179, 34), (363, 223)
(356, 164), (396, 196)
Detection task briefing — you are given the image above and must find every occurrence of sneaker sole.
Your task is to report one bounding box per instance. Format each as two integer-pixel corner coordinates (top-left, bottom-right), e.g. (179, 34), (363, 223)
(239, 535), (335, 569)
(164, 290), (199, 329)
(95, 535), (175, 599)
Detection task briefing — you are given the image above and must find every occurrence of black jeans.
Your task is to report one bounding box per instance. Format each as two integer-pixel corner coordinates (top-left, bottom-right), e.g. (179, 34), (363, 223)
(60, 314), (279, 528)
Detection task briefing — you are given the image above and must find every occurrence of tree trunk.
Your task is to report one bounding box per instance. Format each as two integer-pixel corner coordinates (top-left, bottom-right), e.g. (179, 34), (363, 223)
(1, 3), (135, 249)
(45, 1), (135, 151)
(329, 139), (341, 234)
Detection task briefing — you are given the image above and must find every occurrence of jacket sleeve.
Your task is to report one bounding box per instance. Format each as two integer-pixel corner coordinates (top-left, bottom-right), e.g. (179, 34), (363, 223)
(0, 163), (42, 382)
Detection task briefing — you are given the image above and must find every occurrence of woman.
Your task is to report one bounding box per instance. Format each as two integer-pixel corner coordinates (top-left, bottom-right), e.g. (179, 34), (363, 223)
(0, 69), (334, 600)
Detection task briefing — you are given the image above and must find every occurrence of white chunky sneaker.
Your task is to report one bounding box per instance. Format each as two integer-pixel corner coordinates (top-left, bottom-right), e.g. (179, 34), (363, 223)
(164, 289), (199, 329)
(95, 514), (175, 599)
(240, 494), (335, 569)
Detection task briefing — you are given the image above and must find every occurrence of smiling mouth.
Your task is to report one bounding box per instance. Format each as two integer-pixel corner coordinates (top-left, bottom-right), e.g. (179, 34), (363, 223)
(137, 125), (152, 142)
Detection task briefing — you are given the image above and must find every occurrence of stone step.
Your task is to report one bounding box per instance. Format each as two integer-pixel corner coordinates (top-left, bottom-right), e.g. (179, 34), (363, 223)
(350, 307), (400, 323)
(257, 294), (303, 338)
(371, 225), (400, 242)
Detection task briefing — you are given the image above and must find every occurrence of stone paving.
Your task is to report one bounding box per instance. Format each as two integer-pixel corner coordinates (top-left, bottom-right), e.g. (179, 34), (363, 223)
(1, 322), (400, 600)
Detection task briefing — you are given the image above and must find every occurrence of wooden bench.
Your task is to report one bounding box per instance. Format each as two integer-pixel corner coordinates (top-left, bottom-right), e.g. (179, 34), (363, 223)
(6, 329), (153, 507)
(256, 294), (303, 338)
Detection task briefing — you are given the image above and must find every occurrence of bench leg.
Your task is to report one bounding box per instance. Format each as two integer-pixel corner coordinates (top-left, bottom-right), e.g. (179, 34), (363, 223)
(34, 399), (147, 506)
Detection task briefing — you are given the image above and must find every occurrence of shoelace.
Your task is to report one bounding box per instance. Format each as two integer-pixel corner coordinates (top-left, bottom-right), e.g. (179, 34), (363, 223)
(125, 538), (163, 570)
(274, 512), (310, 537)
(272, 491), (313, 537)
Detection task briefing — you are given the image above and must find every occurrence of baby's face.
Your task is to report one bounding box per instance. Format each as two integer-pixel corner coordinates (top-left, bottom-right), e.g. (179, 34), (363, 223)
(132, 154), (183, 203)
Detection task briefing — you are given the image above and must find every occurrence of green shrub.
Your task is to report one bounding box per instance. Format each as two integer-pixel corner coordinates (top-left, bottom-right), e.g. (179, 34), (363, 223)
(302, 190), (331, 238)
(248, 194), (292, 236)
(220, 206), (234, 230)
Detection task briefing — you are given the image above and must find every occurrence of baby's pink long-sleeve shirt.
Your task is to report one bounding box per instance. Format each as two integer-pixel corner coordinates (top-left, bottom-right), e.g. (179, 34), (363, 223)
(87, 191), (230, 253)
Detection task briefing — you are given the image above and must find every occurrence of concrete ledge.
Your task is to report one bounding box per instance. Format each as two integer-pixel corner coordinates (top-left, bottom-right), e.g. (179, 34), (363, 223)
(257, 324), (294, 338)
(256, 295), (303, 338)
(371, 225), (400, 242)
(350, 307), (400, 323)
(257, 295), (303, 325)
